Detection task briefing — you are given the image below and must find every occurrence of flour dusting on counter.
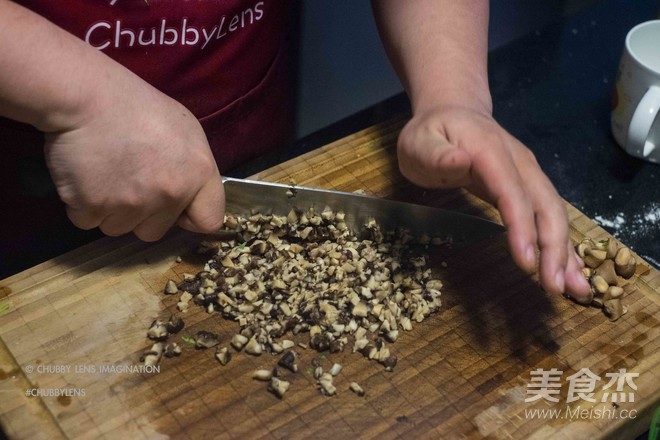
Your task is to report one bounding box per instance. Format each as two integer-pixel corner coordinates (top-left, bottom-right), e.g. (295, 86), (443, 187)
(594, 202), (659, 238)
(593, 202), (660, 269)
(594, 213), (626, 231)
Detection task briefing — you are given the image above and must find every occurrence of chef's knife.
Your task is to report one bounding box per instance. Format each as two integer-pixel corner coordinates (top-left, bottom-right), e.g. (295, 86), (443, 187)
(222, 177), (504, 248)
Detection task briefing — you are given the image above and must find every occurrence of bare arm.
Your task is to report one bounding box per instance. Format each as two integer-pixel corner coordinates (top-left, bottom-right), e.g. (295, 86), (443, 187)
(0, 0), (225, 241)
(372, 0), (590, 299)
(372, 0), (491, 114)
(0, 0), (114, 131)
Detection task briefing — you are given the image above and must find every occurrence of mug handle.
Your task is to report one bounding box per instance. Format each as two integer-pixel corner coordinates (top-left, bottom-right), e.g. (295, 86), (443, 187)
(626, 85), (660, 158)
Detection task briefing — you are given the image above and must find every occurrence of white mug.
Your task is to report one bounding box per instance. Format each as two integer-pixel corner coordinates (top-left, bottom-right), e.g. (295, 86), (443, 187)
(611, 20), (660, 164)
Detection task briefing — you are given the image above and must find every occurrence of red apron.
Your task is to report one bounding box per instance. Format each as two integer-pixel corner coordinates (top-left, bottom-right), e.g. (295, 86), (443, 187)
(0, 0), (293, 274)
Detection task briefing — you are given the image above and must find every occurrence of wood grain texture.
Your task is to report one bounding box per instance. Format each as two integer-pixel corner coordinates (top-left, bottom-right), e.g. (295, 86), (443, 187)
(0, 117), (658, 440)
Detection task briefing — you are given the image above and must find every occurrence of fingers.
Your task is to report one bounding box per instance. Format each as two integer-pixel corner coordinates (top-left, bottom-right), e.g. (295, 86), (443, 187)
(98, 208), (146, 237)
(177, 176), (225, 234)
(133, 211), (180, 242)
(506, 141), (592, 297)
(526, 173), (569, 294)
(95, 176), (225, 239)
(471, 148), (538, 273)
(564, 240), (592, 299)
(536, 201), (569, 295)
(508, 142), (575, 295)
(64, 172), (224, 240)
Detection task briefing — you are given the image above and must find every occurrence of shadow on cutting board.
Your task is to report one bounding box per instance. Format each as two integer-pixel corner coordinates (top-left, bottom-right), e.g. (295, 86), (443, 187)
(428, 231), (560, 363)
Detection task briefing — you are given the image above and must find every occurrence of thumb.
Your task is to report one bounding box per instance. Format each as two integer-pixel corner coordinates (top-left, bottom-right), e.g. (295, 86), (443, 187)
(397, 126), (472, 189)
(177, 177), (225, 233)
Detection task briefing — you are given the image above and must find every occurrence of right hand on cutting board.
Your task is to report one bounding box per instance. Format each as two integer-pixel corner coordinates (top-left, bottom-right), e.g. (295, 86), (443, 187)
(44, 77), (225, 242)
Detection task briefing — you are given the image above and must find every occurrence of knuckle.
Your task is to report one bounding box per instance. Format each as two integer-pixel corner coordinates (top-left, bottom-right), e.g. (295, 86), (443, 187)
(397, 119), (431, 151)
(60, 188), (103, 211)
(188, 149), (216, 177)
(121, 193), (144, 210)
(157, 179), (184, 203)
(199, 156), (217, 177)
(59, 191), (78, 208)
(521, 147), (539, 166)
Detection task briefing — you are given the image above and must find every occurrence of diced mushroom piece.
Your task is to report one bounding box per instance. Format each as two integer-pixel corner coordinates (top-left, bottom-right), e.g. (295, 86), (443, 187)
(147, 320), (168, 340)
(165, 316), (185, 334)
(164, 343), (182, 358)
(215, 347), (231, 365)
(281, 340), (295, 350)
(385, 330), (399, 343)
(268, 377), (290, 399)
(328, 363), (342, 376)
(245, 337), (263, 355)
(614, 247), (636, 279)
(352, 302), (368, 318)
(194, 331), (220, 349)
(381, 354), (398, 372)
(349, 382), (365, 397)
(164, 280), (178, 294)
(318, 373), (336, 396)
(277, 351), (298, 373)
(590, 275), (609, 295)
(595, 260), (618, 285)
(141, 343), (165, 366)
(603, 298), (624, 321)
(253, 369), (273, 381)
(231, 334), (249, 351)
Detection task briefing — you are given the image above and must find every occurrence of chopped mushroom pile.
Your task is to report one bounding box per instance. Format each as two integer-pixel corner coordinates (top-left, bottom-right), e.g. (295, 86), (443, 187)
(147, 207), (446, 398)
(188, 209), (439, 359)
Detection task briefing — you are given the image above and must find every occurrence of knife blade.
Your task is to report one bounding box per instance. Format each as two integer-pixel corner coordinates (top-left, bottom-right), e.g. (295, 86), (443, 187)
(222, 177), (504, 248)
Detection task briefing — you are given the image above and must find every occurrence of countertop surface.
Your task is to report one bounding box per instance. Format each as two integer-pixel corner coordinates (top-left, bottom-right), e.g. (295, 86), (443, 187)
(234, 0), (660, 271)
(489, 0), (660, 269)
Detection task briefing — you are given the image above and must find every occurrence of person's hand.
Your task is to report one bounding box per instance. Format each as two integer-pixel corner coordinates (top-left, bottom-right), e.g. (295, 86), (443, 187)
(397, 106), (591, 299)
(44, 74), (225, 242)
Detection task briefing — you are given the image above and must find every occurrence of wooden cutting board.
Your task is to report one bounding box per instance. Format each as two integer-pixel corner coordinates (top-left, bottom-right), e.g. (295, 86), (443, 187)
(0, 116), (658, 440)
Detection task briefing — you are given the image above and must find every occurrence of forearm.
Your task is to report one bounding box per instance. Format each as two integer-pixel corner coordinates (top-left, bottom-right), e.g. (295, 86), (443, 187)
(0, 0), (136, 132)
(371, 0), (492, 115)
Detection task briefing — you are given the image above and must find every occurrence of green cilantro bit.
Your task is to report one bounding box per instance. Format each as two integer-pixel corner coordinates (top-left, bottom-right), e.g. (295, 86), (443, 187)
(598, 239), (609, 245)
(181, 336), (196, 345)
(239, 241), (247, 250)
